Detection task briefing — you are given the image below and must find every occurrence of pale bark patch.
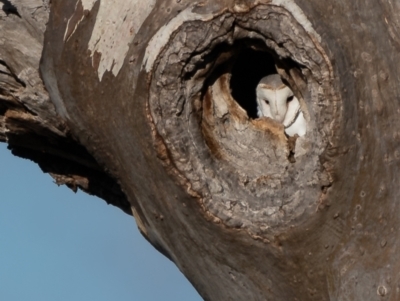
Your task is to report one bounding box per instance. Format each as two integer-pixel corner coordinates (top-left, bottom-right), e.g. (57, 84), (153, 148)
(65, 0), (156, 81)
(143, 4), (217, 73)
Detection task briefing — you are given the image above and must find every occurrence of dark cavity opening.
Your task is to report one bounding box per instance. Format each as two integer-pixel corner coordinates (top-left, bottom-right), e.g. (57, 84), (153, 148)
(230, 48), (276, 119)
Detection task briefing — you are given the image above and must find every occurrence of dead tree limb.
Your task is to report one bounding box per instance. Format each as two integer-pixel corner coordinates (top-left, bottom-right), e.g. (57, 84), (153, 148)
(1, 0), (400, 300)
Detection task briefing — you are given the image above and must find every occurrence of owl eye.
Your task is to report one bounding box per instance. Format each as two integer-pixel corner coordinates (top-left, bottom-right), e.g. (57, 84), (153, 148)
(287, 95), (294, 102)
(264, 99), (270, 105)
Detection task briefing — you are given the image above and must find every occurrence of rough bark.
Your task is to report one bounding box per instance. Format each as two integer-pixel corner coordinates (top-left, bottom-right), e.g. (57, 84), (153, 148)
(1, 0), (400, 300)
(0, 0), (131, 214)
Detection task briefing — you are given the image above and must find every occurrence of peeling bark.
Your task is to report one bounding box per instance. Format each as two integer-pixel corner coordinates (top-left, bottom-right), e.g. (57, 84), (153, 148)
(0, 0), (131, 214)
(2, 0), (400, 300)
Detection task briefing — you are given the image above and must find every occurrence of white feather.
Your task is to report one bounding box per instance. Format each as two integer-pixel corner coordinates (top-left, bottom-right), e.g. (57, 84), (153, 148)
(256, 77), (306, 137)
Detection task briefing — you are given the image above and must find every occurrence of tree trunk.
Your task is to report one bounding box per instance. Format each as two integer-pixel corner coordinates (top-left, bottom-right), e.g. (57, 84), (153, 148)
(1, 0), (399, 300)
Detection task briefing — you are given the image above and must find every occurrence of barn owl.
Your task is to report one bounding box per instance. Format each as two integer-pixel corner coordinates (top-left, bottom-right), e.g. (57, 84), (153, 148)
(256, 74), (307, 137)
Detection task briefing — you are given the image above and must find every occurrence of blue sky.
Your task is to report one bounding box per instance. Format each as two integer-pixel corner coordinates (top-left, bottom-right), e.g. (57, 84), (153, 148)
(0, 143), (202, 301)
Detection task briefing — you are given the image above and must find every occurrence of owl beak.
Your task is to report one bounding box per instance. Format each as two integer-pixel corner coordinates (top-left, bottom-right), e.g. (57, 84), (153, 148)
(274, 114), (285, 122)
(270, 93), (288, 122)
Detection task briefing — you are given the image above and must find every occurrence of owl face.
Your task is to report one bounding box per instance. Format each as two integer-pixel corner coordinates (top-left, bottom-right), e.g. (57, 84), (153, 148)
(256, 84), (294, 122)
